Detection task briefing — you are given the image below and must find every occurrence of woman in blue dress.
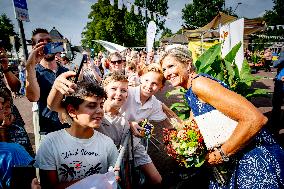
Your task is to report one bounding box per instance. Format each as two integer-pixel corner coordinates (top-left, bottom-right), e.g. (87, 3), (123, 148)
(159, 46), (284, 188)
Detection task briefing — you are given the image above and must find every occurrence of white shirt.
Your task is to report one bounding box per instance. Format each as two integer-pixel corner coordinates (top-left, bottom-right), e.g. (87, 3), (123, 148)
(121, 86), (167, 122)
(35, 129), (118, 182)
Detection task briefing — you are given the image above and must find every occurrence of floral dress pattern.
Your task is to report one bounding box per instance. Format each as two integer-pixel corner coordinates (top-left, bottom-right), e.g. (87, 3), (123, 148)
(185, 73), (284, 189)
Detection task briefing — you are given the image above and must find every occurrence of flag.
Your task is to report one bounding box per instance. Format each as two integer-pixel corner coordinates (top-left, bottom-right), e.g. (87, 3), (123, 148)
(153, 12), (156, 20)
(148, 10), (152, 19)
(126, 2), (131, 12)
(118, 0), (123, 10)
(109, 0), (114, 6)
(146, 21), (157, 53)
(134, 5), (138, 15)
(141, 8), (146, 17)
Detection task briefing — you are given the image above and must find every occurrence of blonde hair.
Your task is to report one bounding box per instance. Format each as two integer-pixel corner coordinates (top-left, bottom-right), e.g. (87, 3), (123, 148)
(108, 52), (122, 60)
(159, 46), (195, 72)
(102, 71), (128, 87)
(126, 61), (137, 72)
(142, 63), (166, 86)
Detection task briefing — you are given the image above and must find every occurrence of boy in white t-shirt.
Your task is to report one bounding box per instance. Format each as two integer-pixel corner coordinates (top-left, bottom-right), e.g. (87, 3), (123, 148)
(121, 64), (174, 137)
(35, 80), (118, 188)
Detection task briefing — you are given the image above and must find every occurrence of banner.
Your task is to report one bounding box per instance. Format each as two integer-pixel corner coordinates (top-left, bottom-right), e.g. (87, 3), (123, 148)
(146, 21), (157, 54)
(220, 18), (244, 71)
(134, 5), (138, 15)
(126, 2), (131, 12)
(13, 0), (29, 22)
(141, 8), (146, 17)
(153, 12), (156, 21)
(109, 0), (114, 6)
(188, 41), (219, 63)
(118, 0), (123, 10)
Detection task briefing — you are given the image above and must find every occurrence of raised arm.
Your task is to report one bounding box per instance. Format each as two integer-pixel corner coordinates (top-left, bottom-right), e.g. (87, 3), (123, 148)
(193, 76), (267, 159)
(0, 50), (20, 92)
(25, 42), (46, 102)
(47, 71), (76, 113)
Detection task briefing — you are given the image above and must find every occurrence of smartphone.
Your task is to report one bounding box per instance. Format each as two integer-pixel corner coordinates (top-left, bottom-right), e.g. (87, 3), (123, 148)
(69, 52), (87, 83)
(43, 42), (64, 55)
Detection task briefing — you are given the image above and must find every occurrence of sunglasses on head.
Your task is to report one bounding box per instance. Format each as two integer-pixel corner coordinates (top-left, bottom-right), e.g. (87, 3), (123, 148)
(111, 60), (122, 64)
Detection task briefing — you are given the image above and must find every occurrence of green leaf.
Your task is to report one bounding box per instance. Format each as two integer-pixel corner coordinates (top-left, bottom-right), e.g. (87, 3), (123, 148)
(178, 114), (187, 120)
(196, 43), (221, 73)
(224, 42), (242, 63)
(240, 59), (252, 79)
(165, 87), (186, 98)
(245, 89), (269, 99)
(170, 102), (186, 109)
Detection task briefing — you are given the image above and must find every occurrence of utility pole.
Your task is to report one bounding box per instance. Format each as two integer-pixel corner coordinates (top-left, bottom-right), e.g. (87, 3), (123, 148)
(17, 19), (28, 61)
(12, 0), (30, 61)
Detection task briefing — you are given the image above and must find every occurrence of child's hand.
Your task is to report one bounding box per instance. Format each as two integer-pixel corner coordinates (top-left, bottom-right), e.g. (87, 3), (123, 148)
(53, 71), (77, 95)
(129, 121), (144, 137)
(114, 166), (121, 182)
(31, 178), (41, 189)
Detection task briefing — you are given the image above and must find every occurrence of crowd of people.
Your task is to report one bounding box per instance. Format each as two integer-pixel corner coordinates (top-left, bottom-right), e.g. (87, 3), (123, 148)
(0, 27), (283, 189)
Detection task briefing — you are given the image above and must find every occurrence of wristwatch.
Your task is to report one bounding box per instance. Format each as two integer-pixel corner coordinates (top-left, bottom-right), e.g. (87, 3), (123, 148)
(217, 146), (230, 162)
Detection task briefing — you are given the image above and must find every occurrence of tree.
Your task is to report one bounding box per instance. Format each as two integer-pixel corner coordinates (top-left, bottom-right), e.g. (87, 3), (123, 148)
(0, 14), (21, 52)
(251, 0), (284, 50)
(263, 0), (284, 26)
(181, 0), (235, 29)
(81, 0), (168, 52)
(160, 27), (172, 39)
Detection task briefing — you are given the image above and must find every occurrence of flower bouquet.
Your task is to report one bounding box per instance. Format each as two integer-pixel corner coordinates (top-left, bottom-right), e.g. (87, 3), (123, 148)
(163, 118), (206, 168)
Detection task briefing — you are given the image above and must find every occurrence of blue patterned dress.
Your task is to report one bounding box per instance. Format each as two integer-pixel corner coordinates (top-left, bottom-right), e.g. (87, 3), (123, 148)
(185, 74), (284, 189)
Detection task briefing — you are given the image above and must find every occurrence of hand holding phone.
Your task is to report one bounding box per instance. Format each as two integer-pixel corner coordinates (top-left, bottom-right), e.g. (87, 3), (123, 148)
(43, 42), (64, 55)
(69, 52), (87, 83)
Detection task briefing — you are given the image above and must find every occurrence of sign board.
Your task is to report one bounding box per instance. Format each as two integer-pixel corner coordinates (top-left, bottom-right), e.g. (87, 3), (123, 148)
(13, 0), (30, 22)
(220, 18), (244, 71)
(146, 21), (156, 53)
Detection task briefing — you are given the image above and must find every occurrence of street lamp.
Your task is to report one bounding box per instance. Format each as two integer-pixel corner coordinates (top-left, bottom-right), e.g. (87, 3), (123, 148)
(234, 2), (242, 13)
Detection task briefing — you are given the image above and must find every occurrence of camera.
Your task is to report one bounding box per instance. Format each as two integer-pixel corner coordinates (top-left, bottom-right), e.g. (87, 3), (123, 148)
(43, 42), (64, 55)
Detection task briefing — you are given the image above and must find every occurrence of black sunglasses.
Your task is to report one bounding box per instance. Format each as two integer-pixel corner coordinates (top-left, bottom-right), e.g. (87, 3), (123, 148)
(111, 60), (122, 64)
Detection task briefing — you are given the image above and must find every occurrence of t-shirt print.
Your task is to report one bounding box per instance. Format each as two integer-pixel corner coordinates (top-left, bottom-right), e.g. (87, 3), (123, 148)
(59, 148), (102, 181)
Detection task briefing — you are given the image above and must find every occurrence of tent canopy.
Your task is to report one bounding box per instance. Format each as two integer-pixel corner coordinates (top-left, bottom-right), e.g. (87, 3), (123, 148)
(161, 34), (189, 45)
(184, 12), (266, 39)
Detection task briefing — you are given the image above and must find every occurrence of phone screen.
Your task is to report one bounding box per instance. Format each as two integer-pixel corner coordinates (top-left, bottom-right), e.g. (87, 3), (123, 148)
(43, 42), (64, 55)
(69, 52), (87, 83)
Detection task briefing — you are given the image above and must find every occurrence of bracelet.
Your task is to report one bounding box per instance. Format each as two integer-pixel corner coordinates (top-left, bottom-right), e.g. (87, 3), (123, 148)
(217, 146), (230, 162)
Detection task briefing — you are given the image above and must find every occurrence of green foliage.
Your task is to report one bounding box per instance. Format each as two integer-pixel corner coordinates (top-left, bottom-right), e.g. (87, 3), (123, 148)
(160, 27), (173, 39)
(181, 0), (236, 29)
(166, 87), (190, 120)
(252, 0), (284, 50)
(195, 43), (268, 99)
(0, 14), (21, 52)
(81, 0), (168, 52)
(263, 0), (284, 26)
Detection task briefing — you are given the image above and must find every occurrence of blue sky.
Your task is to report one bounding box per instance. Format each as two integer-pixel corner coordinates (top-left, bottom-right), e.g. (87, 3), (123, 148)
(0, 0), (274, 46)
